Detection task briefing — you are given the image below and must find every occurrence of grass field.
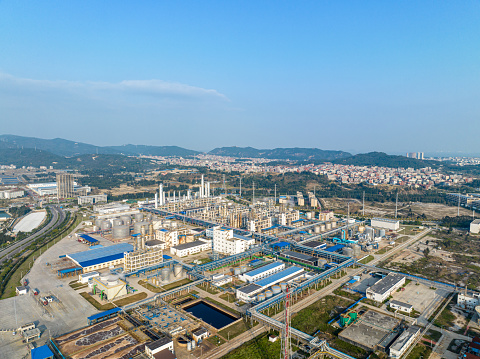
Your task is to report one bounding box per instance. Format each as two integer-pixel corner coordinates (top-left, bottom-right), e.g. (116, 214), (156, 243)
(206, 335), (226, 346)
(219, 292), (236, 303)
(358, 255), (374, 264)
(138, 280), (164, 293)
(220, 332), (281, 359)
(333, 289), (364, 301)
(162, 278), (192, 291)
(405, 343), (432, 359)
(218, 318), (257, 339)
(80, 292), (114, 310)
(80, 291), (148, 310)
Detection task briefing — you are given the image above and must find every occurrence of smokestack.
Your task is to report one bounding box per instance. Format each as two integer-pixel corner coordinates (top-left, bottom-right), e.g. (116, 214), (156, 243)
(155, 192), (158, 209)
(201, 175), (205, 198)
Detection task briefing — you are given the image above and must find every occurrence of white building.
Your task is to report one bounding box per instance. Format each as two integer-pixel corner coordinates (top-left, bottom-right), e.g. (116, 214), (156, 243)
(366, 273), (405, 302)
(389, 326), (421, 358)
(192, 328), (209, 343)
(211, 274), (232, 286)
(470, 219), (480, 234)
(0, 188), (24, 199)
(239, 261), (285, 283)
(213, 226), (255, 255)
(389, 300), (413, 314)
(93, 203), (131, 215)
(371, 218), (400, 231)
(457, 292), (480, 310)
(78, 194), (107, 205)
(145, 337), (175, 359)
(16, 286), (28, 295)
(78, 271), (100, 284)
(170, 239), (211, 257)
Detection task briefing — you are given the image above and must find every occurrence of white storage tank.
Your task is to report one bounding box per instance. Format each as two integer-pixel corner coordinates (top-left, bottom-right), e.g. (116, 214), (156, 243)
(134, 213), (144, 222)
(265, 290), (273, 298)
(101, 221), (112, 231)
(120, 215), (132, 226)
(161, 267), (170, 282)
(112, 225), (129, 239)
(331, 221), (337, 228)
(306, 212), (312, 219)
(233, 268), (241, 275)
(379, 229), (386, 237)
(314, 226), (320, 234)
(240, 265), (248, 273)
(320, 224), (326, 232)
(257, 294), (265, 302)
(343, 247), (354, 257)
(326, 223), (332, 230)
(272, 285), (282, 295)
(133, 221), (150, 234)
(112, 218), (123, 227)
(280, 282), (287, 291)
(352, 244), (362, 256)
(174, 264), (183, 277)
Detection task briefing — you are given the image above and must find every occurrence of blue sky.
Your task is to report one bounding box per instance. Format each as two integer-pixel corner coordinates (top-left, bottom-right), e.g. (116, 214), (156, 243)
(0, 1), (479, 155)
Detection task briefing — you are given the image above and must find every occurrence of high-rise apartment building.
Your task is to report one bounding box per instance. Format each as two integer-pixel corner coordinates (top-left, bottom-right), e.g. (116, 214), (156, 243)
(56, 173), (74, 199)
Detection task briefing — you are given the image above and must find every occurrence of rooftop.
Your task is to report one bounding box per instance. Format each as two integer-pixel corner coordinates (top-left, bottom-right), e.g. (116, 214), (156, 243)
(237, 283), (262, 295)
(31, 345), (54, 359)
(255, 266), (303, 288)
(172, 240), (209, 251)
(367, 273), (405, 296)
(390, 326), (420, 352)
(325, 244), (345, 252)
(372, 218), (400, 223)
(390, 300), (413, 309)
(302, 240), (325, 249)
(67, 243), (133, 268)
(244, 261), (284, 277)
(282, 250), (318, 262)
(146, 336), (173, 351)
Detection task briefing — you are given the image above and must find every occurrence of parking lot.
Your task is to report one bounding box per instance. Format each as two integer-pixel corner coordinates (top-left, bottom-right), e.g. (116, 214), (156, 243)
(391, 282), (437, 312)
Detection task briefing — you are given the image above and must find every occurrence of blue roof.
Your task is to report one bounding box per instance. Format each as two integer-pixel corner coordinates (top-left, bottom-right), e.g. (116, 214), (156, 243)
(163, 255), (172, 259)
(255, 266), (303, 288)
(272, 241), (290, 248)
(31, 345), (54, 359)
(325, 244), (345, 252)
(90, 244), (103, 249)
(245, 261), (284, 277)
(68, 243), (133, 268)
(79, 234), (99, 244)
(87, 307), (122, 321)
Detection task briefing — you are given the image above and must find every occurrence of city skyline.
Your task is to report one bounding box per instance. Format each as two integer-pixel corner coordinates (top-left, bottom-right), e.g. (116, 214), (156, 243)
(1, 1), (479, 154)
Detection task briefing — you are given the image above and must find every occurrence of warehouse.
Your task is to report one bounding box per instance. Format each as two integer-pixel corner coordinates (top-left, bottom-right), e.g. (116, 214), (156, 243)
(371, 218), (400, 231)
(389, 326), (421, 358)
(67, 243), (134, 273)
(366, 273), (405, 302)
(302, 241), (326, 250)
(281, 250), (319, 266)
(389, 300), (413, 314)
(236, 266), (304, 301)
(170, 239), (211, 257)
(239, 261), (285, 283)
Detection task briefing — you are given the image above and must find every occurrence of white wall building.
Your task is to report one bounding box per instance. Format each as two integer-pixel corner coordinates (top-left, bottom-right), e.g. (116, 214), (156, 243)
(0, 188), (24, 199)
(457, 292), (480, 310)
(213, 227), (255, 255)
(170, 239), (211, 257)
(79, 271), (100, 284)
(145, 337), (175, 359)
(366, 273), (405, 302)
(211, 274), (232, 286)
(389, 300), (413, 314)
(389, 326), (421, 358)
(470, 219), (480, 234)
(78, 194), (107, 205)
(371, 218), (400, 231)
(239, 261), (285, 283)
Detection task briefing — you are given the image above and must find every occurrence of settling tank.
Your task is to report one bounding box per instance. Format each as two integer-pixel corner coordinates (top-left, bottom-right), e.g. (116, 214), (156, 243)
(265, 290), (273, 298)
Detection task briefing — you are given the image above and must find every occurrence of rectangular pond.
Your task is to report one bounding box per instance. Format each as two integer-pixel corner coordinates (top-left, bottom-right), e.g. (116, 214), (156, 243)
(184, 301), (237, 329)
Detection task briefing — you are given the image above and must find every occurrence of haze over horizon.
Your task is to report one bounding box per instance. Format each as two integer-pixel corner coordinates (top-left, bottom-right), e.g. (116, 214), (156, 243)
(1, 1), (479, 155)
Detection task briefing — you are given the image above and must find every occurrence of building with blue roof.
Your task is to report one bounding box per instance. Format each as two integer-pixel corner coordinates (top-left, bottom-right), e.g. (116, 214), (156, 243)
(79, 234), (99, 246)
(239, 261), (285, 283)
(325, 244), (345, 253)
(31, 345), (54, 359)
(236, 265), (304, 301)
(67, 243), (133, 273)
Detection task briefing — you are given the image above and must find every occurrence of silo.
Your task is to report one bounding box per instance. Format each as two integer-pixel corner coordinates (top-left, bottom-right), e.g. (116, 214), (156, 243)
(161, 267), (170, 282)
(314, 226), (320, 234)
(240, 265), (248, 273)
(121, 215), (132, 226)
(101, 221), (112, 231)
(191, 340), (196, 349)
(95, 219), (104, 227)
(306, 212), (312, 219)
(234, 268), (241, 275)
(112, 218), (123, 227)
(331, 221), (337, 228)
(146, 213), (153, 221)
(326, 223), (332, 230)
(320, 224), (326, 232)
(272, 285), (281, 295)
(265, 290), (273, 298)
(134, 221), (150, 234)
(257, 294), (265, 302)
(174, 264), (183, 278)
(187, 342), (192, 351)
(352, 244), (362, 257)
(280, 282), (287, 291)
(379, 229), (386, 237)
(134, 213), (144, 222)
(113, 225), (129, 239)
(342, 247), (354, 257)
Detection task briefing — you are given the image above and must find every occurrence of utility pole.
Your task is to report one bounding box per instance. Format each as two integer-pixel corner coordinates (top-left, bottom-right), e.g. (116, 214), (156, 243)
(395, 192), (398, 219)
(275, 184), (277, 204)
(252, 182), (255, 205)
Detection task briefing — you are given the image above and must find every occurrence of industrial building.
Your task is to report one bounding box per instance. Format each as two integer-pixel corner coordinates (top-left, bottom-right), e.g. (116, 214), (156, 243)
(211, 274), (232, 286)
(56, 173), (75, 199)
(78, 194), (108, 205)
(471, 219), (480, 234)
(302, 240), (327, 250)
(145, 336), (175, 359)
(0, 187), (24, 199)
(389, 326), (421, 358)
(124, 246), (163, 273)
(27, 181), (91, 197)
(281, 250), (322, 267)
(91, 276), (127, 300)
(169, 239), (211, 257)
(366, 273), (405, 302)
(239, 261), (285, 283)
(236, 266), (304, 301)
(389, 300), (413, 314)
(67, 243), (134, 273)
(212, 226), (255, 255)
(94, 203), (132, 215)
(458, 291), (480, 310)
(371, 218), (400, 231)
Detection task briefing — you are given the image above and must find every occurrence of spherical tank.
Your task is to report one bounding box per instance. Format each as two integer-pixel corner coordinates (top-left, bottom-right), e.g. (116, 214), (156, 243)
(113, 225), (130, 239)
(265, 290), (273, 298)
(174, 264), (183, 277)
(343, 247), (354, 257)
(161, 267), (170, 282)
(112, 218), (123, 227)
(121, 215), (132, 226)
(257, 294), (265, 302)
(272, 285), (281, 294)
(134, 213), (144, 222)
(101, 221), (112, 230)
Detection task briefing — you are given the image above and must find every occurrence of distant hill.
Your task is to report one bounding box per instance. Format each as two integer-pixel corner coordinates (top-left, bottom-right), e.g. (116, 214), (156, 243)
(108, 144), (199, 157)
(332, 152), (437, 169)
(0, 148), (70, 167)
(209, 146), (352, 161)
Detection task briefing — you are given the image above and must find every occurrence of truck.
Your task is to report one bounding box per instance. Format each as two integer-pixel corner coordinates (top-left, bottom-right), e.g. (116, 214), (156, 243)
(23, 279), (28, 286)
(33, 289), (39, 296)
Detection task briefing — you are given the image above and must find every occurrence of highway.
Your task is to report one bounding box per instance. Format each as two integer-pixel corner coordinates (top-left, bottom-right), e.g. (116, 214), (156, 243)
(0, 206), (65, 265)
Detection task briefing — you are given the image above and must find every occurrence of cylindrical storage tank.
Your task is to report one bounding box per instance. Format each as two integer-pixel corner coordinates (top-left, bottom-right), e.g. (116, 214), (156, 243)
(120, 215), (132, 226)
(95, 219), (104, 227)
(306, 212), (312, 219)
(343, 247), (354, 257)
(191, 340), (196, 349)
(174, 264), (183, 277)
(101, 221), (112, 231)
(280, 282), (287, 291)
(112, 218), (123, 227)
(358, 226), (365, 233)
(134, 213), (144, 222)
(320, 224), (326, 232)
(272, 285), (281, 295)
(234, 268), (241, 275)
(146, 213), (153, 221)
(265, 290), (273, 298)
(314, 226), (320, 234)
(134, 221), (150, 234)
(331, 221), (337, 228)
(352, 244), (362, 256)
(240, 265), (248, 273)
(326, 223), (332, 230)
(257, 294), (265, 302)
(161, 267), (170, 282)
(112, 225), (129, 239)
(187, 342), (192, 351)
(379, 229), (386, 237)
(366, 245), (373, 252)
(92, 226), (99, 231)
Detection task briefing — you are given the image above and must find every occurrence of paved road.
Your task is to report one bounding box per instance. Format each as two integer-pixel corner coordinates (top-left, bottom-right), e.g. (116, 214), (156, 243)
(0, 206), (65, 265)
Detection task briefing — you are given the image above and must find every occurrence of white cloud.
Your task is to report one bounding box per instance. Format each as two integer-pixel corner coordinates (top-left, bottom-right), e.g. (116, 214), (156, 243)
(0, 72), (228, 101)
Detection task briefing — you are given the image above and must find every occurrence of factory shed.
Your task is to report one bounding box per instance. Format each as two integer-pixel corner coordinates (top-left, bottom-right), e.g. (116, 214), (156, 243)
(366, 273), (405, 302)
(79, 234), (99, 246)
(239, 261), (285, 283)
(302, 240), (326, 250)
(67, 243), (133, 272)
(87, 307), (122, 325)
(281, 250), (319, 266)
(236, 283), (263, 301)
(325, 244), (345, 253)
(272, 241), (290, 250)
(389, 326), (421, 358)
(254, 266), (304, 288)
(31, 345), (54, 359)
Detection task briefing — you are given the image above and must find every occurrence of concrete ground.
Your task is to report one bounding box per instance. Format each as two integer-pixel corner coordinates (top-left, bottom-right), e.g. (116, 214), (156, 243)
(391, 282), (436, 312)
(13, 210), (46, 233)
(351, 275), (380, 294)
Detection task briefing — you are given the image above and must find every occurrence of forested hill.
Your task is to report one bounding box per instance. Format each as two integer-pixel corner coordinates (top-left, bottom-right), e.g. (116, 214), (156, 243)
(108, 144), (199, 157)
(332, 152), (438, 169)
(209, 146), (352, 161)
